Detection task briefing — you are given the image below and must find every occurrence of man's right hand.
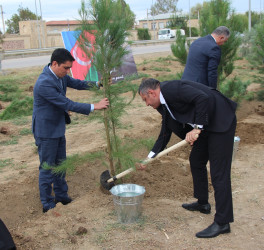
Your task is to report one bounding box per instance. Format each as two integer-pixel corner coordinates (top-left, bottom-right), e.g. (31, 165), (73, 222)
(136, 163), (147, 170)
(94, 98), (109, 110)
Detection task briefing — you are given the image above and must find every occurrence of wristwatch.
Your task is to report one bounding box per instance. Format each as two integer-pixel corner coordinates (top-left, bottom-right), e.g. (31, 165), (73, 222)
(194, 124), (202, 130)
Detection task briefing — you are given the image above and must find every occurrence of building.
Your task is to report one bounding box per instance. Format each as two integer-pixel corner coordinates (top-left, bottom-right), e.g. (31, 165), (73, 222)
(138, 12), (199, 39)
(2, 16), (198, 51)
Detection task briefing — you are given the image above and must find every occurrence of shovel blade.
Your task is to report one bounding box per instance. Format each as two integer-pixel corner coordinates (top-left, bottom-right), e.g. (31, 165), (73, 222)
(100, 170), (115, 191)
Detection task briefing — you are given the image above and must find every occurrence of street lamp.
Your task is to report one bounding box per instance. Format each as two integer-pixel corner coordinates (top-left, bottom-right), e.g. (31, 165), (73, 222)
(34, 0), (42, 48)
(0, 5), (5, 34)
(152, 0), (155, 40)
(189, 0), (191, 37)
(39, 0), (46, 47)
(248, 0), (251, 31)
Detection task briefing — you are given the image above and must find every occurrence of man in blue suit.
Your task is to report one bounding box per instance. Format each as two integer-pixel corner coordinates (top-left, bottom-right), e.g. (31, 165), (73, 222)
(182, 26), (230, 89)
(32, 48), (109, 213)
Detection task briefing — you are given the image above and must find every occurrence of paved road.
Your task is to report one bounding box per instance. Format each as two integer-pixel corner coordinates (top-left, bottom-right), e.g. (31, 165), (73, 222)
(1, 43), (172, 70)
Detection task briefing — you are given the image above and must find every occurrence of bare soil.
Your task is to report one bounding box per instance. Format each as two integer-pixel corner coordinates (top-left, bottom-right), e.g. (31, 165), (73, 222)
(0, 53), (264, 249)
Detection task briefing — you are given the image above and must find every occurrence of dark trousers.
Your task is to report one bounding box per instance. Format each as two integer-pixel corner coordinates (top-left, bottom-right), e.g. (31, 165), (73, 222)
(0, 219), (16, 250)
(35, 136), (69, 210)
(189, 117), (236, 224)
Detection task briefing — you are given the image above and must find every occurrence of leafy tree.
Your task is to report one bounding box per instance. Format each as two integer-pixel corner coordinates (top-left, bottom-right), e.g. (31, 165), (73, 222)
(246, 23), (264, 68)
(246, 11), (262, 28)
(137, 28), (151, 40)
(78, 0), (140, 176)
(151, 0), (178, 16)
(167, 14), (187, 32)
(190, 3), (203, 19)
(199, 0), (241, 85)
(117, 0), (136, 29)
(232, 14), (248, 33)
(6, 6), (40, 34)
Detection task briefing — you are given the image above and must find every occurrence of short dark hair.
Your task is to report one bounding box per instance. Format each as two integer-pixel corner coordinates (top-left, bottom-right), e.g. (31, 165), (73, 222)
(212, 26), (230, 38)
(50, 48), (75, 65)
(138, 78), (160, 95)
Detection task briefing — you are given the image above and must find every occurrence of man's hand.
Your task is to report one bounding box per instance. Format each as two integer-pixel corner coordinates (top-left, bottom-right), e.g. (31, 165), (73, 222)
(94, 98), (109, 110)
(136, 162), (147, 170)
(185, 128), (201, 146)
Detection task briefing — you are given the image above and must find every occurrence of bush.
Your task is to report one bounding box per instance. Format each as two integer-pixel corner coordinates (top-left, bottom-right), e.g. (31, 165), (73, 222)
(137, 28), (151, 40)
(171, 30), (187, 66)
(248, 23), (264, 67)
(257, 90), (264, 101)
(190, 27), (199, 37)
(219, 78), (251, 103)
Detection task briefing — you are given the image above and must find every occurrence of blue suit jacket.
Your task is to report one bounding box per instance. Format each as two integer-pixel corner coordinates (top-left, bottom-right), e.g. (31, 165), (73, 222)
(32, 65), (96, 138)
(181, 35), (221, 88)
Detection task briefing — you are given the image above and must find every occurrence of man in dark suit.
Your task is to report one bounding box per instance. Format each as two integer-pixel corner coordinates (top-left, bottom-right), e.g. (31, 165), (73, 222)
(32, 48), (109, 213)
(138, 78), (237, 238)
(182, 26), (230, 89)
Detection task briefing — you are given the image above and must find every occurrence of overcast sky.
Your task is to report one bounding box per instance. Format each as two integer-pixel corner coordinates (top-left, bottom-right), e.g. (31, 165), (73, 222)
(0, 0), (263, 33)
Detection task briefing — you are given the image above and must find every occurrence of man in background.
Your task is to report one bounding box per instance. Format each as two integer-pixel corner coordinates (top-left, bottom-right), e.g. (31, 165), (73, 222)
(182, 26), (230, 89)
(32, 48), (109, 213)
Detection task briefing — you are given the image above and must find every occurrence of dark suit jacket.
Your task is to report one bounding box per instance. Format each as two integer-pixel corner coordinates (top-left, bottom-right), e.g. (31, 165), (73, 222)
(151, 80), (237, 155)
(32, 64), (97, 138)
(181, 35), (221, 88)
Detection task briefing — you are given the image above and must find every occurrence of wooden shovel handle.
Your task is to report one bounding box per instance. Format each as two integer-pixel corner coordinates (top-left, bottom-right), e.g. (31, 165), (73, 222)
(142, 140), (187, 164)
(107, 140), (188, 183)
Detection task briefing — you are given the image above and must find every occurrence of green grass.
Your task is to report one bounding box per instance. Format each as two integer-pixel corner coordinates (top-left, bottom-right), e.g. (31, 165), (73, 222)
(19, 128), (32, 135)
(12, 117), (31, 126)
(154, 55), (177, 63)
(0, 136), (19, 146)
(0, 97), (33, 120)
(150, 66), (171, 72)
(0, 159), (14, 170)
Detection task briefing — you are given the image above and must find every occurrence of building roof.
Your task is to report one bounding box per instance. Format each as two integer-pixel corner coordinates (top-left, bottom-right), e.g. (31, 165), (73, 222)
(139, 12), (185, 21)
(46, 20), (87, 26)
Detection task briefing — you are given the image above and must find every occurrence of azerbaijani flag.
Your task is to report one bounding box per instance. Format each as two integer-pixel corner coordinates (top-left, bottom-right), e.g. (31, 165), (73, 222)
(61, 30), (137, 83)
(61, 31), (98, 81)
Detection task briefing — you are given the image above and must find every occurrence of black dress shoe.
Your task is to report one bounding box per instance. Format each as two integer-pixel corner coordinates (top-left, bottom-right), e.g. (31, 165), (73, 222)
(196, 221), (230, 238)
(43, 206), (55, 213)
(55, 197), (72, 205)
(182, 201), (211, 214)
(43, 207), (49, 213)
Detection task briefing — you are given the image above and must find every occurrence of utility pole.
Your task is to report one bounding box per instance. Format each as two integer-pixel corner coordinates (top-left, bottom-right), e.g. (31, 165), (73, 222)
(189, 0), (191, 37)
(39, 0), (46, 48)
(152, 0), (155, 40)
(35, 0), (42, 48)
(0, 5), (5, 34)
(248, 0), (251, 31)
(260, 0), (262, 23)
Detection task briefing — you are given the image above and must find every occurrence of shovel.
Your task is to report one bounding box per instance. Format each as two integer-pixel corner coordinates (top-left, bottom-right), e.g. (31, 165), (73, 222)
(100, 140), (188, 191)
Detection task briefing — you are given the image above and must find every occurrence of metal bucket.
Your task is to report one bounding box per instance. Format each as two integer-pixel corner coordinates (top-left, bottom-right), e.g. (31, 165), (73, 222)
(110, 184), (145, 223)
(232, 136), (240, 161)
